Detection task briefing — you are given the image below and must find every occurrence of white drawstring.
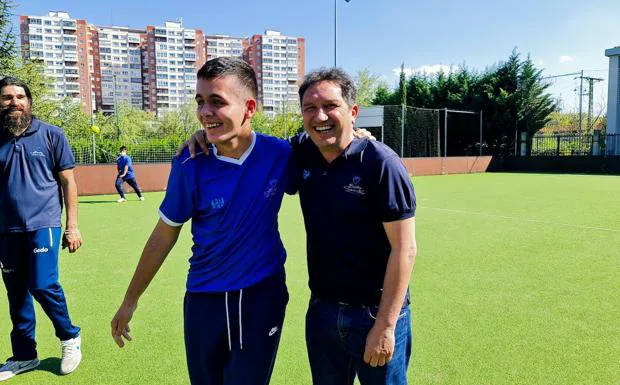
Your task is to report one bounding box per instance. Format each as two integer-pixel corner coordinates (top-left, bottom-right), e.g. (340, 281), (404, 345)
(239, 289), (243, 351)
(225, 292), (232, 351)
(225, 290), (244, 351)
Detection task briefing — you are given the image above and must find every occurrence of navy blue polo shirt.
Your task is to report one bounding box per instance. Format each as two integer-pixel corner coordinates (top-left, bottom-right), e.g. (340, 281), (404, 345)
(291, 133), (416, 306)
(0, 118), (75, 233)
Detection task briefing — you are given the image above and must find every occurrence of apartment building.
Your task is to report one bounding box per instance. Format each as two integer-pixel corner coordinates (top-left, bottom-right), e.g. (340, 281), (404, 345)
(20, 14), (304, 117)
(246, 30), (305, 115)
(205, 34), (246, 61)
(143, 21), (206, 114)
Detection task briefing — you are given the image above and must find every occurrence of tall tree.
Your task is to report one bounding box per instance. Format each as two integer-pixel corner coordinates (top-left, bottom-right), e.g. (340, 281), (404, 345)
(355, 68), (381, 107)
(0, 0), (17, 75)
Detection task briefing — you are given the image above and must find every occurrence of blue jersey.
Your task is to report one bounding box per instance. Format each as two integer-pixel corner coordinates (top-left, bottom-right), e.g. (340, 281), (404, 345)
(116, 154), (135, 179)
(0, 118), (75, 233)
(159, 132), (294, 293)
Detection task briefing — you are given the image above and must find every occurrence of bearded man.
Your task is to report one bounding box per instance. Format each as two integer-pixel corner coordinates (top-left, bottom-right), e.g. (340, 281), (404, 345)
(0, 76), (83, 382)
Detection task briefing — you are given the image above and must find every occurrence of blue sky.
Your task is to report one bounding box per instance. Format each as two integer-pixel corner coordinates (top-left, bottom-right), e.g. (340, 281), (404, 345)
(12, 0), (620, 111)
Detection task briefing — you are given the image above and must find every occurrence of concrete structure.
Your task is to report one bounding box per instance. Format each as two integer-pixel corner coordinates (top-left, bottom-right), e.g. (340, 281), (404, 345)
(605, 46), (620, 155)
(246, 30), (305, 116)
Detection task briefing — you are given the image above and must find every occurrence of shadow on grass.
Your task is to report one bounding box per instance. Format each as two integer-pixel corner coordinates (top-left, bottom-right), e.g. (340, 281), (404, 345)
(37, 357), (61, 375)
(79, 200), (117, 204)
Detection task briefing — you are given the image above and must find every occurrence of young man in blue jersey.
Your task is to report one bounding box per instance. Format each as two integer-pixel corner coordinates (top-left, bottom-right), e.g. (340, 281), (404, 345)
(110, 57), (291, 385)
(115, 145), (144, 203)
(0, 77), (83, 381)
(184, 68), (417, 385)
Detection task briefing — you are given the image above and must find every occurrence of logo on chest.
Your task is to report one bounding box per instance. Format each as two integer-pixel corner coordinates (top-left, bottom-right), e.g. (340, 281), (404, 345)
(264, 179), (279, 198)
(30, 147), (45, 158)
(210, 197), (225, 210)
(343, 175), (366, 196)
(302, 169), (311, 180)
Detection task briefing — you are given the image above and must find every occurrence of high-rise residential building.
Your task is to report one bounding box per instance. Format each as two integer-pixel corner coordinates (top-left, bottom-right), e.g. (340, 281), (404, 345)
(91, 26), (144, 114)
(19, 12), (84, 105)
(205, 35), (246, 61)
(246, 30), (305, 116)
(143, 21), (206, 114)
(20, 14), (304, 117)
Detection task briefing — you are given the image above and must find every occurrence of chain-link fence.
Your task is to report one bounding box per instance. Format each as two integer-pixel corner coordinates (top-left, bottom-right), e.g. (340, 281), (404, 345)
(356, 105), (482, 158)
(67, 133), (188, 165)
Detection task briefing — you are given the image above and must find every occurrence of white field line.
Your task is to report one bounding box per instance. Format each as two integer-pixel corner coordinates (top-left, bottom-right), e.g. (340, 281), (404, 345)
(419, 206), (620, 233)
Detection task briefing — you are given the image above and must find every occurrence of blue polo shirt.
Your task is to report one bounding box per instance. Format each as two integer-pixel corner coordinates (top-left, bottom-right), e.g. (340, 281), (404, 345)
(291, 133), (416, 306)
(116, 154), (135, 179)
(159, 132), (294, 293)
(0, 118), (76, 233)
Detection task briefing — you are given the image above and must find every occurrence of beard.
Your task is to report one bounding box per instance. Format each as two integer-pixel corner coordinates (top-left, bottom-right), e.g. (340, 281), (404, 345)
(0, 108), (32, 136)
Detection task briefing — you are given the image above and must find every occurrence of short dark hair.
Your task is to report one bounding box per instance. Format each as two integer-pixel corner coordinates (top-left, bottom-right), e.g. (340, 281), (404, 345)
(298, 68), (357, 107)
(0, 76), (33, 105)
(197, 57), (258, 99)
(119, 146), (127, 152)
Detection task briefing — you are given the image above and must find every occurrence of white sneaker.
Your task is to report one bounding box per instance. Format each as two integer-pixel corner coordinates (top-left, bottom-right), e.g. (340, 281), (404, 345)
(60, 336), (82, 375)
(117, 198), (126, 203)
(139, 196), (145, 201)
(0, 358), (40, 381)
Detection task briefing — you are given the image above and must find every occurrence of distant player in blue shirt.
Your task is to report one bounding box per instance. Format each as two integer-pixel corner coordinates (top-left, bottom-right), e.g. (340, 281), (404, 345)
(110, 58), (292, 385)
(0, 77), (83, 381)
(115, 145), (144, 203)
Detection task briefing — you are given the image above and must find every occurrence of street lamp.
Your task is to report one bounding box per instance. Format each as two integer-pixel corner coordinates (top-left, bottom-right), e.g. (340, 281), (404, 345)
(334, 0), (351, 67)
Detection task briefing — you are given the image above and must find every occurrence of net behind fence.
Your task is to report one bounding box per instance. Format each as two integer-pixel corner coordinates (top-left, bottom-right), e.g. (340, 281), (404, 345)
(361, 106), (441, 158)
(67, 134), (187, 165)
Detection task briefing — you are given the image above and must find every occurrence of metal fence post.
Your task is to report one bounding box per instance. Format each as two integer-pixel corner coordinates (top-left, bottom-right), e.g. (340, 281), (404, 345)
(592, 130), (600, 156)
(520, 132), (527, 156)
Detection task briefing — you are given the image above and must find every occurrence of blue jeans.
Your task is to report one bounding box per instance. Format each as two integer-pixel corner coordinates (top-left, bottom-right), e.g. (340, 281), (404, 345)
(306, 296), (411, 385)
(0, 228), (80, 360)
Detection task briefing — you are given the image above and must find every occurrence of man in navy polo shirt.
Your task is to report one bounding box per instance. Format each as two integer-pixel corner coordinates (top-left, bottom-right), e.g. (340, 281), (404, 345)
(115, 145), (144, 203)
(0, 77), (83, 381)
(110, 58), (291, 385)
(292, 68), (417, 385)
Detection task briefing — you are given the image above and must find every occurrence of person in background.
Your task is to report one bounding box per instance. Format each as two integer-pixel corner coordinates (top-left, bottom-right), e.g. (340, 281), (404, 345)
(115, 145), (144, 203)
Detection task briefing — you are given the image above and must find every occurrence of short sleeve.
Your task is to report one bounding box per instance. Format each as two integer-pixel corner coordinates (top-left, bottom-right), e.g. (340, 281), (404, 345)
(52, 130), (76, 171)
(376, 155), (416, 222)
(159, 157), (194, 226)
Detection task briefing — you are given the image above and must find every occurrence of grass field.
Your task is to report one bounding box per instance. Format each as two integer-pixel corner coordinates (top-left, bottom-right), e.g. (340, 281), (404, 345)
(1, 173), (619, 385)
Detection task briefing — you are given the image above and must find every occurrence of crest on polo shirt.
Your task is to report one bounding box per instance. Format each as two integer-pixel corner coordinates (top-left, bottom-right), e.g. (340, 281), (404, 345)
(302, 169), (311, 180)
(343, 175), (366, 196)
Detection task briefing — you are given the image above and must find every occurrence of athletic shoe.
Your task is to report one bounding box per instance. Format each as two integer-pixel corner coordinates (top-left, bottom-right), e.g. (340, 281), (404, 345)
(0, 358), (40, 381)
(60, 336), (81, 375)
(117, 198), (126, 203)
(139, 196), (145, 201)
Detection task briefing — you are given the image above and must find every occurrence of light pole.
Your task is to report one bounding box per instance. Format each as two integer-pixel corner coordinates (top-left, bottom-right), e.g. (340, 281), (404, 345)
(334, 0), (351, 67)
(113, 74), (120, 140)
